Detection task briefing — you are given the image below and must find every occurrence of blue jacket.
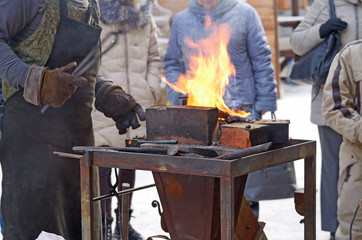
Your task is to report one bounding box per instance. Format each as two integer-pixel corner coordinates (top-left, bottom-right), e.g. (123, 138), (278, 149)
(164, 0), (277, 119)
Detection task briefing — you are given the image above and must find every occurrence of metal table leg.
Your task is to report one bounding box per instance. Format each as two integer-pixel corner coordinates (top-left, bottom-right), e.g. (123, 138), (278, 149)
(220, 176), (235, 240)
(80, 153), (95, 240)
(304, 155), (316, 240)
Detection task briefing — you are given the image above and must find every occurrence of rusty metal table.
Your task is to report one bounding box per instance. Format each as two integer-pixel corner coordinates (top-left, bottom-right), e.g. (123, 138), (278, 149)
(80, 139), (316, 240)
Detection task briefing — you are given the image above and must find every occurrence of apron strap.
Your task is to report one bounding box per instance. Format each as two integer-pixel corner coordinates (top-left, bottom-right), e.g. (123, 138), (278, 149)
(85, 0), (100, 25)
(59, 0), (68, 17)
(60, 0), (99, 25)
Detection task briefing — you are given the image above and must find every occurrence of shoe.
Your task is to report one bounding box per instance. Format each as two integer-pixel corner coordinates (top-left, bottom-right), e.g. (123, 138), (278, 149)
(128, 223), (143, 240)
(114, 208), (144, 240)
(102, 215), (113, 240)
(330, 232), (336, 240)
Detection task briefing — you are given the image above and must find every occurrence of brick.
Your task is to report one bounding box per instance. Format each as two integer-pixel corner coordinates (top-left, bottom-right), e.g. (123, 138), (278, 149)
(220, 122), (269, 149)
(146, 105), (219, 145)
(254, 119), (290, 144)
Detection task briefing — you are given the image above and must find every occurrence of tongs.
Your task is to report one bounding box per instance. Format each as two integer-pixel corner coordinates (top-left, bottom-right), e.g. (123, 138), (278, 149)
(41, 30), (123, 114)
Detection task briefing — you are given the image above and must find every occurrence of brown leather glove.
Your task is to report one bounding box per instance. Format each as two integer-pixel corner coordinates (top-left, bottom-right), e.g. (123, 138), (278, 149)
(40, 62), (88, 107)
(95, 82), (146, 134)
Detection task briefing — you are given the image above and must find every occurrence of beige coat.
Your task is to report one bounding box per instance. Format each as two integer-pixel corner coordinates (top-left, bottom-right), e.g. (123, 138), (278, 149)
(92, 16), (161, 147)
(322, 40), (362, 240)
(290, 0), (362, 125)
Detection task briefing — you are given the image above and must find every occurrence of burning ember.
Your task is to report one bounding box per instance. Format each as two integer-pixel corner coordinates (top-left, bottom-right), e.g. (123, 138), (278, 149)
(165, 16), (250, 118)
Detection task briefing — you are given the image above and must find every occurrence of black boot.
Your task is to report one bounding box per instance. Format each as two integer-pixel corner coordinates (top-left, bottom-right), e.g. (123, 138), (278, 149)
(113, 208), (122, 240)
(102, 214), (113, 240)
(114, 208), (143, 240)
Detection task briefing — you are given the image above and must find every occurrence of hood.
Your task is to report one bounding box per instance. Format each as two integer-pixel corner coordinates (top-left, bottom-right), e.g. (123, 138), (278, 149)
(99, 0), (153, 28)
(189, 0), (238, 20)
(344, 0), (360, 4)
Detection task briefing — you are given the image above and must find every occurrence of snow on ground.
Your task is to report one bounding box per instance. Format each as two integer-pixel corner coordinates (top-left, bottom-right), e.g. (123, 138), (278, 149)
(0, 81), (332, 239)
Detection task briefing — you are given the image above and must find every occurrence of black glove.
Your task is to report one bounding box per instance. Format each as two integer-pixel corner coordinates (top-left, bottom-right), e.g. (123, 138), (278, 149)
(95, 82), (146, 134)
(319, 18), (348, 38)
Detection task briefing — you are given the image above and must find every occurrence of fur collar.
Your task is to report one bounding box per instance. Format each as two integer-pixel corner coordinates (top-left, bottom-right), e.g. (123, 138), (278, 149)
(99, 0), (153, 29)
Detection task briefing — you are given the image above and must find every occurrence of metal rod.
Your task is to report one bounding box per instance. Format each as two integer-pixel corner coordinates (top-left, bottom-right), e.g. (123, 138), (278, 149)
(93, 183), (156, 202)
(73, 146), (169, 154)
(53, 151), (83, 159)
(217, 142), (272, 160)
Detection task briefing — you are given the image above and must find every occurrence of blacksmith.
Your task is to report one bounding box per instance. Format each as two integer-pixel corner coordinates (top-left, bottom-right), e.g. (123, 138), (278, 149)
(0, 0), (145, 239)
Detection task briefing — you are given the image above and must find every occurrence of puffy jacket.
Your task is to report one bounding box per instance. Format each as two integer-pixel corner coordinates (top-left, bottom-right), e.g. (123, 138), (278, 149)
(290, 0), (362, 125)
(92, 1), (161, 147)
(322, 40), (362, 151)
(164, 0), (277, 119)
(322, 39), (362, 239)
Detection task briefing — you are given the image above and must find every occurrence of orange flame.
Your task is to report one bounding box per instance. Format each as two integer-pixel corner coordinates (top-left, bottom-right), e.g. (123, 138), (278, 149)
(165, 16), (250, 118)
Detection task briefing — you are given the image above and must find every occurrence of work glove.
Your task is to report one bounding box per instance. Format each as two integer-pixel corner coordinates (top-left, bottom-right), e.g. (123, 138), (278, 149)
(40, 62), (88, 107)
(319, 18), (348, 38)
(95, 82), (146, 134)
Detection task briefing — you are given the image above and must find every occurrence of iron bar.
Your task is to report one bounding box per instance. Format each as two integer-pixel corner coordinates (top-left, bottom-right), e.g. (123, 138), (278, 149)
(93, 183), (156, 202)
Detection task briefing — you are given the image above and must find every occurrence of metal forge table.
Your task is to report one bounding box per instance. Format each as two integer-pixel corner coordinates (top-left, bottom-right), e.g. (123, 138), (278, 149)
(80, 139), (316, 240)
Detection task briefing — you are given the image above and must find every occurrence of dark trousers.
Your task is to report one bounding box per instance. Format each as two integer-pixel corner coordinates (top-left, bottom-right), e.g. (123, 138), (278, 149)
(99, 167), (136, 216)
(318, 125), (342, 232)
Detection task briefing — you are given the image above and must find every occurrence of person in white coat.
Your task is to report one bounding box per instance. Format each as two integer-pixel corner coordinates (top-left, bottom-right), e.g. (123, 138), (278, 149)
(91, 0), (161, 239)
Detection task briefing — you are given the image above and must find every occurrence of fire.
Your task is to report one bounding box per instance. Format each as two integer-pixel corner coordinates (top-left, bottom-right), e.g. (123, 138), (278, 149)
(165, 16), (250, 118)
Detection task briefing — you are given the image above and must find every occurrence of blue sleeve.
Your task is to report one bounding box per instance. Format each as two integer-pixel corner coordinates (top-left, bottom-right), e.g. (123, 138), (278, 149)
(163, 16), (186, 106)
(246, 6), (277, 112)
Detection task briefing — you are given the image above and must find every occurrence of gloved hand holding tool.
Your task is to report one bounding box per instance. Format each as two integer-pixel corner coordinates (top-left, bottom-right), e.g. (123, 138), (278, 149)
(319, 18), (348, 38)
(40, 62), (88, 107)
(40, 31), (123, 113)
(95, 81), (146, 134)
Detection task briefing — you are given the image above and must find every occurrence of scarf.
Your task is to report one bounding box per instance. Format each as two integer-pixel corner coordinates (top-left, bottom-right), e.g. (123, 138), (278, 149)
(99, 0), (153, 29)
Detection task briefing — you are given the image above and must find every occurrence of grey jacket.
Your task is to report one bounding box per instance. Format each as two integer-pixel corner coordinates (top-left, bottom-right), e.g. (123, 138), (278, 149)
(164, 0), (277, 120)
(290, 0), (362, 125)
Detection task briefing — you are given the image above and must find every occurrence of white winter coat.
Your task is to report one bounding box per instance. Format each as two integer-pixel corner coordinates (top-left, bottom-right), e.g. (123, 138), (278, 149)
(92, 15), (161, 147)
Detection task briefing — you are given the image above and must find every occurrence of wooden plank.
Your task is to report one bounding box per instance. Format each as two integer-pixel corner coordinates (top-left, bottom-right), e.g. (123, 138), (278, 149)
(158, 0), (189, 16)
(278, 0), (309, 10)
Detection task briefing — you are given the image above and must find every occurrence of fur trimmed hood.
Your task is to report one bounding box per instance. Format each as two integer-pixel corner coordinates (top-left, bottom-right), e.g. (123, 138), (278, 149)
(99, 0), (153, 28)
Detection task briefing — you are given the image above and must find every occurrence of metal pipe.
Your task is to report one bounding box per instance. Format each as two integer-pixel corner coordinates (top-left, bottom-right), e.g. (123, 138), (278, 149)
(93, 183), (156, 202)
(53, 151), (82, 159)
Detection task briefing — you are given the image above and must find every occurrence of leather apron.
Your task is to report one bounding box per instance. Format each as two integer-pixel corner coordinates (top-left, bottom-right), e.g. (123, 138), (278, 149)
(0, 1), (102, 239)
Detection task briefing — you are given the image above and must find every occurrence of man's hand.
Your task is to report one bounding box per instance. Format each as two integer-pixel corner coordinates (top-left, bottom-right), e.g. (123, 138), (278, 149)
(95, 82), (146, 134)
(40, 62), (88, 107)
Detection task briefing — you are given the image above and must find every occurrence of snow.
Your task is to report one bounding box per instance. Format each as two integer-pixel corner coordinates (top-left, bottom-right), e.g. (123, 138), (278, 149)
(0, 82), (332, 239)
